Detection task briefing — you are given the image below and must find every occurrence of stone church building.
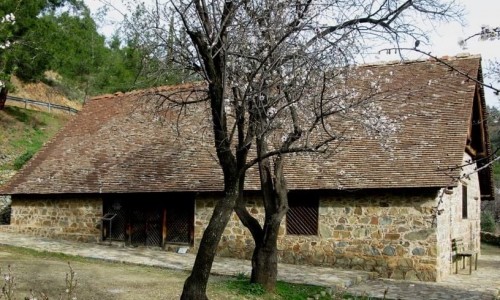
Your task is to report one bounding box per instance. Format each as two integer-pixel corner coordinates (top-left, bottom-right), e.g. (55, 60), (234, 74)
(0, 55), (494, 281)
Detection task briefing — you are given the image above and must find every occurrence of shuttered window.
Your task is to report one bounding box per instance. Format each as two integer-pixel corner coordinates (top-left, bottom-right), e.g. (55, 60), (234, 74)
(286, 193), (318, 235)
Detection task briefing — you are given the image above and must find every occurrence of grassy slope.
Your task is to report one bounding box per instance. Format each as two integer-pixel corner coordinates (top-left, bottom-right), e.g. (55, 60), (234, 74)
(0, 106), (70, 186)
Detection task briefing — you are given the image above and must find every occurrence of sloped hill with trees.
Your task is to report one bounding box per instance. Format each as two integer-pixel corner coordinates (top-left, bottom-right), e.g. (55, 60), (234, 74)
(1, 0), (179, 109)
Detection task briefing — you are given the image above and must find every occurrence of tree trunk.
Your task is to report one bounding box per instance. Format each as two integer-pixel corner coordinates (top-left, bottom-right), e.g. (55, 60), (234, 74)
(180, 187), (239, 300)
(249, 147), (289, 292)
(0, 87), (7, 110)
(250, 218), (281, 292)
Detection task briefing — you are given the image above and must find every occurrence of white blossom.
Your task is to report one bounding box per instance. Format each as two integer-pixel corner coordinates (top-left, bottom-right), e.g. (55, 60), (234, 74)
(1, 13), (15, 24)
(223, 98), (232, 113)
(266, 106), (277, 117)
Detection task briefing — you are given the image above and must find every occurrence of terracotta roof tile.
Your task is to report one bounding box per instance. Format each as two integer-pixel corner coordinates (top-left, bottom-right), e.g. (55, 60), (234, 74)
(0, 56), (489, 194)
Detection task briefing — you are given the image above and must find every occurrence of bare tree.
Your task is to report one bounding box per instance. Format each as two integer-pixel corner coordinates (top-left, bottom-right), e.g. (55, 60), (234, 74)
(116, 0), (463, 298)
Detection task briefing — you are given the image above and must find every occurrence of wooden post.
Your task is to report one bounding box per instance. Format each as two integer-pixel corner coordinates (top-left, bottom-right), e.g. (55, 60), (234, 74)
(162, 208), (167, 248)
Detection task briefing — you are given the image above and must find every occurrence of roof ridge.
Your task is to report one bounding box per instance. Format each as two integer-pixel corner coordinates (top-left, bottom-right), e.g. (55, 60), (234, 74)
(89, 54), (481, 101)
(90, 82), (207, 101)
(358, 53), (481, 68)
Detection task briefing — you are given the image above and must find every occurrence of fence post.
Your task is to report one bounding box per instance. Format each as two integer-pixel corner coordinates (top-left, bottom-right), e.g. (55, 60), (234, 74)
(24, 98), (27, 109)
(48, 102), (51, 113)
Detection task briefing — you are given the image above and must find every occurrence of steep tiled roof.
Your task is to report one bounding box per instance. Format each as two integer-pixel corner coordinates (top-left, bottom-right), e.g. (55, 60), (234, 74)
(0, 56), (490, 195)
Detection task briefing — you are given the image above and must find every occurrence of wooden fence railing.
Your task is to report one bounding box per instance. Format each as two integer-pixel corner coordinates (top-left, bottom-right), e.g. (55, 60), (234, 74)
(6, 95), (79, 114)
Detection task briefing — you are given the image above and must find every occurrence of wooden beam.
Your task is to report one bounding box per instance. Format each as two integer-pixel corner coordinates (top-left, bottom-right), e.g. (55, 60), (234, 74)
(162, 208), (167, 248)
(465, 144), (477, 157)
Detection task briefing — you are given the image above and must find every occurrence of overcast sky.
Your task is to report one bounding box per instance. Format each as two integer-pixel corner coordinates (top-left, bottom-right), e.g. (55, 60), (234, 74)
(84, 0), (500, 106)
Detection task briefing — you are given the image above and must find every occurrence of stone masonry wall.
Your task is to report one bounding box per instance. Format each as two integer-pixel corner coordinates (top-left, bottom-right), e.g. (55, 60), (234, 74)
(194, 196), (264, 259)
(195, 189), (441, 281)
(0, 195), (102, 242)
(435, 153), (481, 280)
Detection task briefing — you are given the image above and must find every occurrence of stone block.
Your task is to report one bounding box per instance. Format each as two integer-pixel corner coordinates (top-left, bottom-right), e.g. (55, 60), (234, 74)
(412, 247), (425, 256)
(404, 229), (434, 241)
(384, 233), (400, 240)
(383, 246), (396, 256)
(336, 241), (348, 247)
(351, 257), (365, 265)
(404, 270), (419, 280)
(360, 217), (370, 224)
(390, 269), (406, 280)
(398, 258), (414, 268)
(380, 216), (392, 226)
(371, 231), (382, 239)
(319, 226), (332, 238)
(335, 257), (351, 267)
(416, 270), (437, 281)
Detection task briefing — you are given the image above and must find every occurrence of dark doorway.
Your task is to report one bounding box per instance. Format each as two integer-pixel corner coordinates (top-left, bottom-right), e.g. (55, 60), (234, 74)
(165, 198), (194, 244)
(102, 193), (194, 247)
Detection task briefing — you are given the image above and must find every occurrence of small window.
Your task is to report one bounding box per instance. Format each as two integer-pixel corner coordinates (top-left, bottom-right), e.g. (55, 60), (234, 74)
(286, 192), (318, 235)
(462, 185), (468, 219)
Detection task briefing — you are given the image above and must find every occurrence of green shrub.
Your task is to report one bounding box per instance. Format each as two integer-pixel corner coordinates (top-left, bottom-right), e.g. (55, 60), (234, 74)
(225, 278), (266, 296)
(481, 211), (496, 233)
(13, 150), (35, 170)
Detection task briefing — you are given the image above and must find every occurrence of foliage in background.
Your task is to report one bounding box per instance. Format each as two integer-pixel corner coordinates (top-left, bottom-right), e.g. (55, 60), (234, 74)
(0, 0), (182, 104)
(484, 106), (500, 222)
(481, 211), (496, 233)
(0, 1), (86, 83)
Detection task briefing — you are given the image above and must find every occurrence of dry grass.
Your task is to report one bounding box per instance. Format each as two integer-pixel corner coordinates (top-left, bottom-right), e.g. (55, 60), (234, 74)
(0, 246), (337, 300)
(10, 76), (82, 111)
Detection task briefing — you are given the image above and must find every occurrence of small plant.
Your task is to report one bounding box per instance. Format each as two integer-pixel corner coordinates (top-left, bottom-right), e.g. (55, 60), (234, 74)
(0, 263), (77, 300)
(1, 265), (15, 300)
(275, 281), (324, 300)
(61, 262), (77, 300)
(235, 272), (248, 281)
(226, 276), (266, 296)
(26, 289), (49, 300)
(481, 211), (496, 233)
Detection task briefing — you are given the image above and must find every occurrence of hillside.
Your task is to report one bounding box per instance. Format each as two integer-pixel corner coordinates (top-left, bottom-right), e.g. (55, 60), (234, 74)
(0, 78), (78, 186)
(9, 75), (83, 112)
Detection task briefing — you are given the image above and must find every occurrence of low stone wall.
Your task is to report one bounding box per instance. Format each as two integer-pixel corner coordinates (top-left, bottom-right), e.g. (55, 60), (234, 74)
(0, 195), (102, 242)
(195, 189), (440, 281)
(481, 231), (500, 246)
